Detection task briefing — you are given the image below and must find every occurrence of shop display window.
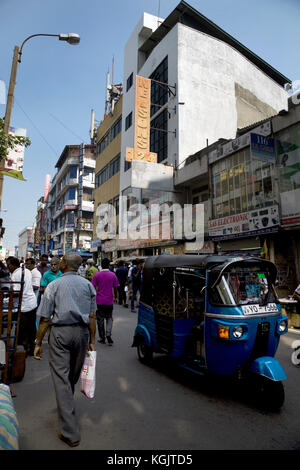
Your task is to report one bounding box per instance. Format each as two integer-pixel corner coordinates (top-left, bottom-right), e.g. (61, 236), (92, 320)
(211, 147), (276, 218)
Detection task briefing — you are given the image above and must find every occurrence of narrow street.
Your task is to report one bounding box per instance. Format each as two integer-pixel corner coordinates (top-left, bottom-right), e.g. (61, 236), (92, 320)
(11, 304), (300, 451)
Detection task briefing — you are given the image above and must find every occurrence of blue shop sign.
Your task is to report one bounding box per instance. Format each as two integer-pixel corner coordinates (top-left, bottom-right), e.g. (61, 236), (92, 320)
(250, 133), (275, 162)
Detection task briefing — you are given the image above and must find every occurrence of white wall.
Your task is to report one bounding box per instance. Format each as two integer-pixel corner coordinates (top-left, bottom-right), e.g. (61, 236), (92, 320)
(177, 24), (288, 164)
(120, 12), (289, 190)
(120, 13), (161, 193)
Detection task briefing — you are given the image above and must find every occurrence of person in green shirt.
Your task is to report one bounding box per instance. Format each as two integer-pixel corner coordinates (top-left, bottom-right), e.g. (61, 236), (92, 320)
(40, 257), (62, 294)
(86, 259), (98, 281)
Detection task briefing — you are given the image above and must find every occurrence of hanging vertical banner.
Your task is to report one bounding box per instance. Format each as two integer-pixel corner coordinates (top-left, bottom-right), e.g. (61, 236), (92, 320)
(134, 76), (151, 152)
(44, 174), (51, 202)
(126, 75), (157, 163)
(1, 127), (27, 181)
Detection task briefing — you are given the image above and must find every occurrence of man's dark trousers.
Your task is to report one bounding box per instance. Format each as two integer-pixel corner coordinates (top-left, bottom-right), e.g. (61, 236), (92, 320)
(48, 324), (89, 443)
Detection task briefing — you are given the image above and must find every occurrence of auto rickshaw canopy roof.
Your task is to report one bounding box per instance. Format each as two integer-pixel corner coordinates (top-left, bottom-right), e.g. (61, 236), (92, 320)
(142, 255), (278, 294)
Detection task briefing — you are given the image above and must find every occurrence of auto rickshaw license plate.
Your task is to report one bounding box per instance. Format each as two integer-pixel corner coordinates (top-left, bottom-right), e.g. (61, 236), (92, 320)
(241, 303), (279, 315)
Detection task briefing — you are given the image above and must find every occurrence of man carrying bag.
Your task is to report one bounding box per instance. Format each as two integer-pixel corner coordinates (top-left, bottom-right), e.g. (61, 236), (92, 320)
(34, 253), (96, 448)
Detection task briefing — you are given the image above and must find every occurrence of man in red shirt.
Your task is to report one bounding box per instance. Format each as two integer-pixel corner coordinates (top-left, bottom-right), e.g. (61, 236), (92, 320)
(92, 258), (119, 345)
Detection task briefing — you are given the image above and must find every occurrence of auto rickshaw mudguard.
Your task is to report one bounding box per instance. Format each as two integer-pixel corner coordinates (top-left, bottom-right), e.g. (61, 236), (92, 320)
(132, 325), (152, 348)
(250, 356), (287, 381)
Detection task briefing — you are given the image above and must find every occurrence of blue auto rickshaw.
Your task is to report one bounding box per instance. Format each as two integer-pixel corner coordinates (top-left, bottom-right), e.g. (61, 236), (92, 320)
(132, 255), (288, 409)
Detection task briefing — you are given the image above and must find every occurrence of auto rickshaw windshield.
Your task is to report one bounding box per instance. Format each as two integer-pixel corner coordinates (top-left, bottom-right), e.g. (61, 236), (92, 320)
(209, 267), (277, 306)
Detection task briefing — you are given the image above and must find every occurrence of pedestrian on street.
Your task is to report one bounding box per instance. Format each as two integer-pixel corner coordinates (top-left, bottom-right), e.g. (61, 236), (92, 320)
(6, 257), (37, 356)
(115, 261), (128, 307)
(92, 258), (119, 345)
(36, 254), (50, 277)
(78, 259), (88, 277)
(86, 259), (98, 282)
(131, 259), (143, 313)
(25, 258), (42, 300)
(36, 254), (50, 306)
(33, 253), (97, 448)
(0, 260), (11, 291)
(40, 257), (62, 296)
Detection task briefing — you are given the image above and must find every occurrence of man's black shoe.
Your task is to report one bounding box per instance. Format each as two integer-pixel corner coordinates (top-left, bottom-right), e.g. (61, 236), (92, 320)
(58, 433), (80, 447)
(107, 336), (114, 344)
(98, 339), (105, 344)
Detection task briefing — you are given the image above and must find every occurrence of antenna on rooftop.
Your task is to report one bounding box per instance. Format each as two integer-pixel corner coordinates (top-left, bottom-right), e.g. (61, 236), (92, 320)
(104, 59), (122, 118)
(157, 0), (162, 27)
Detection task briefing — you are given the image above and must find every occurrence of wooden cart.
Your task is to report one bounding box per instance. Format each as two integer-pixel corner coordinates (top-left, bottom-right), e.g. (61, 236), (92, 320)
(0, 279), (25, 386)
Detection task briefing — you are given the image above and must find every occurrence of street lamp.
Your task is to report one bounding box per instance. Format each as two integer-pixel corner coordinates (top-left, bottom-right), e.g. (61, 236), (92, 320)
(0, 32), (81, 208)
(18, 33), (80, 63)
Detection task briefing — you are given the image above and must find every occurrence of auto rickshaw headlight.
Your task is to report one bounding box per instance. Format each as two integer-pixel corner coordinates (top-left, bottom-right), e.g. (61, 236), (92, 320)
(217, 325), (230, 339)
(232, 325), (244, 339)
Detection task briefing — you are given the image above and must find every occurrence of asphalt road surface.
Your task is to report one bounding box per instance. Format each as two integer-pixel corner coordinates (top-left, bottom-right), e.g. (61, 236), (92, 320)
(11, 304), (300, 451)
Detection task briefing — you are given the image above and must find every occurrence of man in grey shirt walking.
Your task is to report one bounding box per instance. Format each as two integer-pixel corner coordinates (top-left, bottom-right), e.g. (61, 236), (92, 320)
(34, 253), (97, 447)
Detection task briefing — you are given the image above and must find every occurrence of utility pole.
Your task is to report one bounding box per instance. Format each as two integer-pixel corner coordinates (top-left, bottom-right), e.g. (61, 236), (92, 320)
(0, 46), (19, 209)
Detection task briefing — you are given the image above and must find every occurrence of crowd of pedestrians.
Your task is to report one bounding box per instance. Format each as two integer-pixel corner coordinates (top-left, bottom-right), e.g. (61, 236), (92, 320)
(0, 252), (144, 447)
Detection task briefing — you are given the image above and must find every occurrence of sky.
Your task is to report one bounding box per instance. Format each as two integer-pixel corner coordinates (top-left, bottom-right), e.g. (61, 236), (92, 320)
(0, 0), (299, 250)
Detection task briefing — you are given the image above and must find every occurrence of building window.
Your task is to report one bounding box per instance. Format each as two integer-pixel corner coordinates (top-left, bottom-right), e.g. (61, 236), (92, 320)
(83, 187), (93, 202)
(82, 167), (94, 184)
(109, 154), (120, 177)
(211, 147), (276, 219)
(126, 73), (133, 92)
(150, 56), (168, 117)
(97, 132), (110, 154)
(150, 108), (168, 163)
(68, 187), (76, 201)
(113, 196), (119, 216)
(69, 166), (77, 179)
(95, 167), (109, 188)
(111, 116), (122, 140)
(125, 112), (132, 131)
(124, 160), (131, 172)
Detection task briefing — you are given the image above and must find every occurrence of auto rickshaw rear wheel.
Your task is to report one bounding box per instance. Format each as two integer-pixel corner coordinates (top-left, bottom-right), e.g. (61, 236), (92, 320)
(137, 337), (153, 365)
(253, 376), (285, 411)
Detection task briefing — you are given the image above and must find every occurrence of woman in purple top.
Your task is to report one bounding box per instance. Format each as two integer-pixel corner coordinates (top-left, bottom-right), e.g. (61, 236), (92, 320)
(92, 258), (119, 344)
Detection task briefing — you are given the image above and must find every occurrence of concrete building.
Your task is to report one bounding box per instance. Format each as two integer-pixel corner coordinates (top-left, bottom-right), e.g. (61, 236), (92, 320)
(112, 0), (290, 257)
(175, 95), (300, 294)
(47, 144), (96, 256)
(92, 95), (122, 261)
(18, 226), (33, 260)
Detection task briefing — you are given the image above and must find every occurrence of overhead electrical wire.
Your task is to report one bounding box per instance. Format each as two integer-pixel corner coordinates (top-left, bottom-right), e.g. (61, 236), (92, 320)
(49, 113), (85, 142)
(15, 100), (59, 157)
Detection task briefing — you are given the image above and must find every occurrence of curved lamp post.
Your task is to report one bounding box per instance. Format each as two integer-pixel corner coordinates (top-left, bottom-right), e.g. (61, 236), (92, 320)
(0, 32), (80, 208)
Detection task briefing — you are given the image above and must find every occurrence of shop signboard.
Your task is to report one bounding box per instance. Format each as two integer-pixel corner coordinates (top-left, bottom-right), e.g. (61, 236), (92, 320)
(208, 121), (271, 165)
(208, 205), (279, 240)
(250, 133), (275, 163)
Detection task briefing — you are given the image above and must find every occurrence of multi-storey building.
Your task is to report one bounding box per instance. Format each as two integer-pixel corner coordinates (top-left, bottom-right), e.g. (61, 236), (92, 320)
(33, 196), (47, 257)
(18, 226), (33, 260)
(92, 95), (122, 261)
(47, 144), (96, 256)
(175, 95), (300, 294)
(112, 0), (289, 257)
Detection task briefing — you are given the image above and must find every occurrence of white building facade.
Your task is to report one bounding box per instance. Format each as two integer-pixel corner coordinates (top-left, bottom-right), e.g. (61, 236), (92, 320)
(18, 226), (33, 260)
(120, 2), (289, 198)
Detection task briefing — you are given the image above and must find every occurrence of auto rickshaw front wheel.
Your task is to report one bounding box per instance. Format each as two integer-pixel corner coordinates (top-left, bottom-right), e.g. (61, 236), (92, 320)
(252, 376), (285, 411)
(137, 337), (153, 365)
